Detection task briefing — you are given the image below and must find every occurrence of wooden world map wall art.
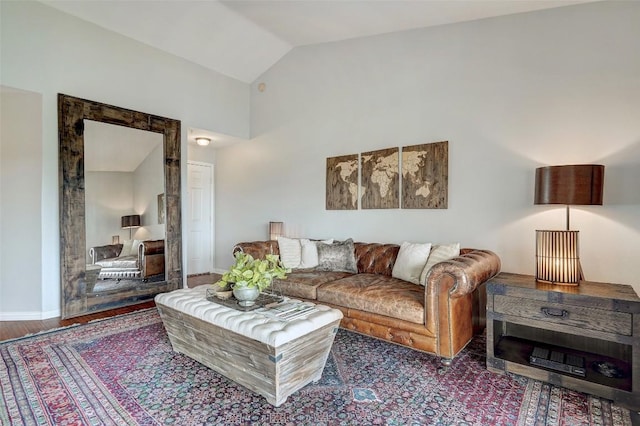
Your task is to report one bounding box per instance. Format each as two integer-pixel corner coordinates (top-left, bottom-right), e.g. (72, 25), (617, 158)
(326, 154), (359, 210)
(361, 147), (400, 209)
(326, 141), (448, 210)
(402, 141), (448, 209)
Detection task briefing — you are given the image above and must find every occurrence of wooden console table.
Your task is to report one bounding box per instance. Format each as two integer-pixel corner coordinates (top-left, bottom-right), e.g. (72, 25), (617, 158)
(486, 272), (639, 410)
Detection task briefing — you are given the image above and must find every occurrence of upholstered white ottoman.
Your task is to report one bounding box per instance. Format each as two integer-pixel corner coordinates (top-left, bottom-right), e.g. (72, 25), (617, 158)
(155, 286), (343, 406)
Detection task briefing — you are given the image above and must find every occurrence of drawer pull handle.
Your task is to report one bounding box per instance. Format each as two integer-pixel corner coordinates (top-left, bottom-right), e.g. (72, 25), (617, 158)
(541, 307), (568, 318)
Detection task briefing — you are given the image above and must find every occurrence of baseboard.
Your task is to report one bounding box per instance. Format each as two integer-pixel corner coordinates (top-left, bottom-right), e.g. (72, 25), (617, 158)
(0, 309), (60, 321)
(187, 269), (224, 277)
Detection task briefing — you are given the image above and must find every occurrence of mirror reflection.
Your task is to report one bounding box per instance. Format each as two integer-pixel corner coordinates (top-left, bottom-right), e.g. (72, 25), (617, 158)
(84, 121), (165, 295)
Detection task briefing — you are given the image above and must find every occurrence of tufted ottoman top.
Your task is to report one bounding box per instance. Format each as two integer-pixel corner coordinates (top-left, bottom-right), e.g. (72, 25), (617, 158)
(155, 286), (343, 347)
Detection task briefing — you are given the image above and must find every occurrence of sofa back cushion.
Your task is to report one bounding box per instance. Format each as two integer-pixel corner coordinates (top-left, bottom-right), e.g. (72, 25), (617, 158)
(233, 240), (471, 278)
(354, 242), (399, 276)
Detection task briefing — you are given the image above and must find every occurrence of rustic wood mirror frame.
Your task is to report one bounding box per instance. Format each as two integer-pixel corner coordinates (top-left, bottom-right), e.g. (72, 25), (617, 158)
(58, 94), (182, 319)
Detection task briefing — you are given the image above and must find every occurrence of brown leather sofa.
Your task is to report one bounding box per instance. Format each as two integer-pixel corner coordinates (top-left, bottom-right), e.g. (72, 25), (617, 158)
(234, 240), (500, 364)
(89, 240), (165, 280)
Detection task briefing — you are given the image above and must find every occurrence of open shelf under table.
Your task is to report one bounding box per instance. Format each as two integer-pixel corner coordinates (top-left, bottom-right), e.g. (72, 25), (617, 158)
(493, 333), (632, 392)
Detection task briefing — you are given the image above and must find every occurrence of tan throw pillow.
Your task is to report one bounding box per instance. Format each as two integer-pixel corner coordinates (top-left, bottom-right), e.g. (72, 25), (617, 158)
(299, 238), (334, 268)
(277, 236), (302, 269)
(391, 242), (432, 285)
(316, 239), (357, 273)
(420, 243), (461, 285)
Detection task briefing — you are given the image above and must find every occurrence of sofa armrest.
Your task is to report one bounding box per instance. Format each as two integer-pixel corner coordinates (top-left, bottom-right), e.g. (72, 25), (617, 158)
(140, 240), (165, 278)
(424, 249), (501, 359)
(233, 241), (279, 259)
(426, 249), (501, 299)
(139, 239), (164, 256)
(89, 244), (123, 263)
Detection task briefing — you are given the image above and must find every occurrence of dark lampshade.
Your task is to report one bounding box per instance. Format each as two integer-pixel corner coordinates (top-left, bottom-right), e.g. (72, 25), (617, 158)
(534, 164), (604, 206)
(121, 215), (141, 229)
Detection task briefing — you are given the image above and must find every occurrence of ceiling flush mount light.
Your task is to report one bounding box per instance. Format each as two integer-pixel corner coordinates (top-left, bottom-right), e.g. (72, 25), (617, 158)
(195, 137), (211, 146)
(534, 164), (604, 286)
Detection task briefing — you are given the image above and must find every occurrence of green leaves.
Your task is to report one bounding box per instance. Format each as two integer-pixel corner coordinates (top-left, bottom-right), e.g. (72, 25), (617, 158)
(214, 251), (289, 292)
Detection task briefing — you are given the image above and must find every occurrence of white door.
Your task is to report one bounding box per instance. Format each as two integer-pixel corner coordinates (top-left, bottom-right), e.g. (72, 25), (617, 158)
(187, 162), (214, 275)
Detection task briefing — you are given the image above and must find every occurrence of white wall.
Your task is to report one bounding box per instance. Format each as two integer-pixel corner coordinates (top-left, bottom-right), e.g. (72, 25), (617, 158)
(85, 171), (134, 261)
(134, 143), (165, 241)
(0, 1), (250, 318)
(188, 144), (217, 165)
(0, 88), (43, 318)
(216, 1), (640, 294)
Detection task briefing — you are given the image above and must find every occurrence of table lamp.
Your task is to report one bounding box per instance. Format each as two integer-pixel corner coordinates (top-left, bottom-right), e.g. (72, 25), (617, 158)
(534, 164), (604, 285)
(121, 214), (141, 239)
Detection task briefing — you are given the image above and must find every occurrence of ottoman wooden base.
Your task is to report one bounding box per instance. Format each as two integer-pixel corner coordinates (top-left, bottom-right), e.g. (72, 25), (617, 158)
(156, 303), (341, 406)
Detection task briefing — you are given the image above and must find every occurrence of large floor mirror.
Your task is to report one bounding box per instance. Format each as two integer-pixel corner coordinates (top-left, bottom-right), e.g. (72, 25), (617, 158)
(58, 94), (182, 319)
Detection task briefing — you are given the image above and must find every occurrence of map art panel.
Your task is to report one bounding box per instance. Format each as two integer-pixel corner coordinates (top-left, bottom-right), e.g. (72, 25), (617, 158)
(326, 154), (359, 210)
(401, 141), (448, 209)
(361, 147), (399, 209)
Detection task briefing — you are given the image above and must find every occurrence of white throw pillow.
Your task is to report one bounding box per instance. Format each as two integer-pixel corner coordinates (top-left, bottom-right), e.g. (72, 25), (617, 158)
(277, 236), (302, 269)
(391, 242), (432, 285)
(119, 240), (133, 257)
(299, 238), (334, 268)
(119, 239), (143, 258)
(420, 243), (461, 285)
(132, 239), (143, 256)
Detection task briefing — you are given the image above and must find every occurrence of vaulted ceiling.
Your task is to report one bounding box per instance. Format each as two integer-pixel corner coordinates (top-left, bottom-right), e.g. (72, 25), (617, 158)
(41, 0), (597, 84)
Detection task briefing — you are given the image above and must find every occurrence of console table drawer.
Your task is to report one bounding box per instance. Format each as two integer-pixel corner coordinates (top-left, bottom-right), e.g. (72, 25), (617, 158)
(494, 295), (632, 335)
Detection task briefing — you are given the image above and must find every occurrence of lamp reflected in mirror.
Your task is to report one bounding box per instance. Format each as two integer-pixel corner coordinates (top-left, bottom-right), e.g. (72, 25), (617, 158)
(121, 214), (141, 239)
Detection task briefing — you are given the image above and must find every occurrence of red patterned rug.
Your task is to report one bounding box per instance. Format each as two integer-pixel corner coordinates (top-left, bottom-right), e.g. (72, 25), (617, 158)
(0, 309), (632, 425)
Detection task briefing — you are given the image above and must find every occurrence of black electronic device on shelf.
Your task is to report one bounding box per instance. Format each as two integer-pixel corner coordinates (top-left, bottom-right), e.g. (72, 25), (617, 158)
(530, 347), (586, 377)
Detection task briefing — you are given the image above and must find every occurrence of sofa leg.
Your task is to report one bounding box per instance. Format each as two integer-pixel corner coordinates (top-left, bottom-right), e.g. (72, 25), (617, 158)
(440, 358), (452, 367)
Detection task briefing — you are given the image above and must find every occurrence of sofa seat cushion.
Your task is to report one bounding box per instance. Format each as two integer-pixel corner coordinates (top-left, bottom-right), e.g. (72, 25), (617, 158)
(94, 255), (138, 269)
(273, 270), (353, 300)
(317, 274), (424, 324)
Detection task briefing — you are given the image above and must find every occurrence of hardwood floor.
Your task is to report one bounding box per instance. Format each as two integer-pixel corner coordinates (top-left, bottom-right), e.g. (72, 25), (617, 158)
(0, 273), (220, 341)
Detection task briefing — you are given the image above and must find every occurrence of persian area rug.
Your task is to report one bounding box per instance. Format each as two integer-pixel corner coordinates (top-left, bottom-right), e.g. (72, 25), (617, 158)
(0, 309), (632, 426)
